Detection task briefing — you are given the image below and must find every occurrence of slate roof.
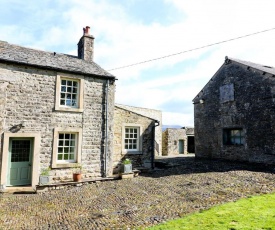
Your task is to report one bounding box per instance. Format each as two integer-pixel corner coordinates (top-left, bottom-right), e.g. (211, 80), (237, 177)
(193, 57), (275, 102)
(0, 40), (115, 79)
(230, 57), (275, 75)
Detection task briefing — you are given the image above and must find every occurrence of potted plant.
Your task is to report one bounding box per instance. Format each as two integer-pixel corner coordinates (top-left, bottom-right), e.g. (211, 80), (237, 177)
(122, 158), (132, 173)
(39, 167), (51, 185)
(72, 163), (82, 182)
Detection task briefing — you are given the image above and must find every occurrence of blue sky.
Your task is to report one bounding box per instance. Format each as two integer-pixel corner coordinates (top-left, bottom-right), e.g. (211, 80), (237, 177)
(1, 0), (275, 126)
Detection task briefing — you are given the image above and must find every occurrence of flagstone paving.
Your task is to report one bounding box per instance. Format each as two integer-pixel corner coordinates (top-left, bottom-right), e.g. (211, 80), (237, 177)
(0, 158), (274, 229)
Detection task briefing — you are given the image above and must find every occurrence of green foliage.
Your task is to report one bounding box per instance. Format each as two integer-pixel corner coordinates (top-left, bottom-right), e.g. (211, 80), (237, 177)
(40, 167), (51, 176)
(122, 158), (132, 165)
(148, 193), (275, 230)
(73, 163), (82, 173)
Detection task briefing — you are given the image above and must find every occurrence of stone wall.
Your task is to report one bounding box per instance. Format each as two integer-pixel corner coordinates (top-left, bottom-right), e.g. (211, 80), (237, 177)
(113, 106), (154, 173)
(115, 104), (162, 156)
(162, 128), (188, 156)
(194, 60), (275, 165)
(0, 62), (115, 184)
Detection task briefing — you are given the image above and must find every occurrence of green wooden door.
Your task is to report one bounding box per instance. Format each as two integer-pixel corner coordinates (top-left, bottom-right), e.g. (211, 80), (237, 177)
(8, 138), (33, 186)
(178, 140), (184, 154)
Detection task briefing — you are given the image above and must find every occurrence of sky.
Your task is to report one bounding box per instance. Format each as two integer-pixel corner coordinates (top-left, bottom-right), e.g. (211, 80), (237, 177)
(1, 0), (275, 126)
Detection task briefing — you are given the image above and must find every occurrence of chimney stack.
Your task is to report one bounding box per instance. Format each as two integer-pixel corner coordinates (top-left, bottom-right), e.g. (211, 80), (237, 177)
(78, 26), (94, 62)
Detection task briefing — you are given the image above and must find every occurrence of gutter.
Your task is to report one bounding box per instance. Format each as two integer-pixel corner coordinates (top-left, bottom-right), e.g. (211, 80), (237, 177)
(151, 120), (160, 169)
(0, 58), (116, 81)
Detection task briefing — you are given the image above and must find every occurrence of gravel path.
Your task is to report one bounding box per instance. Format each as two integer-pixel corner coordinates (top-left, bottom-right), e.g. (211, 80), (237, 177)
(0, 158), (274, 229)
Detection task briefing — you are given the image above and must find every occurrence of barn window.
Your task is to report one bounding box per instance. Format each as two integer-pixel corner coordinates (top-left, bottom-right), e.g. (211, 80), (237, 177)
(223, 129), (244, 145)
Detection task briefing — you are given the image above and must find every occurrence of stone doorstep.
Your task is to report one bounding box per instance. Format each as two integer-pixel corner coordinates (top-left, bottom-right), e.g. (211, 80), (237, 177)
(2, 186), (36, 194)
(36, 176), (118, 192)
(121, 172), (134, 179)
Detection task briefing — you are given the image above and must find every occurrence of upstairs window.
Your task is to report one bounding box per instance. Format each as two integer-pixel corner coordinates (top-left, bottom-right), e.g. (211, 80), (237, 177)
(55, 74), (84, 112)
(223, 129), (244, 145)
(60, 79), (79, 107)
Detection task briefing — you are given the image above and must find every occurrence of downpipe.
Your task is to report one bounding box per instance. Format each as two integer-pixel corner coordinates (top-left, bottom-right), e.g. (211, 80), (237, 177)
(151, 120), (160, 169)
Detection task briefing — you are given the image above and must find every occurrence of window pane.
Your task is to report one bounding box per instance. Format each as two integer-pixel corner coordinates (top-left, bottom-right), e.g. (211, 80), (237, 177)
(57, 132), (77, 162)
(124, 127), (139, 151)
(70, 140), (75, 146)
(224, 129), (244, 145)
(59, 79), (79, 108)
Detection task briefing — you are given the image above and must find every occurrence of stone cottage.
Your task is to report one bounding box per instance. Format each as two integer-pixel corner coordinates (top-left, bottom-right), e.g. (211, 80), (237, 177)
(113, 104), (161, 173)
(162, 127), (194, 156)
(0, 26), (116, 191)
(193, 57), (275, 165)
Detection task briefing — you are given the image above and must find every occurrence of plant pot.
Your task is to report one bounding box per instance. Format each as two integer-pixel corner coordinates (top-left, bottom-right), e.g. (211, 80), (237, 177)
(39, 175), (50, 185)
(73, 173), (82, 182)
(123, 164), (132, 173)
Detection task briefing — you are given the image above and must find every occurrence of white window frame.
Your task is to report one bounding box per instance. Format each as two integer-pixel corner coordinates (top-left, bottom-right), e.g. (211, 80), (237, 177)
(52, 128), (82, 168)
(122, 124), (142, 154)
(55, 73), (84, 112)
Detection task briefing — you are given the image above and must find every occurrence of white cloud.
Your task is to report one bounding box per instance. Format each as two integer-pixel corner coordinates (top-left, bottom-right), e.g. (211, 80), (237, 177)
(2, 0), (275, 125)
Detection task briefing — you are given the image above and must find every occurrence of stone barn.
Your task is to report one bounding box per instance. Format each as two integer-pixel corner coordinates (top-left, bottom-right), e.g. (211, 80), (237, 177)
(162, 127), (194, 156)
(193, 57), (275, 165)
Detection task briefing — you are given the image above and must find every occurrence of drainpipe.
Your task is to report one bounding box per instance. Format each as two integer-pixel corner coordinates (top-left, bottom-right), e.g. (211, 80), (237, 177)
(151, 120), (160, 169)
(104, 79), (109, 177)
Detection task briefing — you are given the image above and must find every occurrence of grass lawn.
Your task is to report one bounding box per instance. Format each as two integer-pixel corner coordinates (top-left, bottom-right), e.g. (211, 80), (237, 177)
(148, 193), (275, 230)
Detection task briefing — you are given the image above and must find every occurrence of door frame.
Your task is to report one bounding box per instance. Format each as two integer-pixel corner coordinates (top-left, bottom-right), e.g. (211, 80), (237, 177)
(1, 132), (40, 189)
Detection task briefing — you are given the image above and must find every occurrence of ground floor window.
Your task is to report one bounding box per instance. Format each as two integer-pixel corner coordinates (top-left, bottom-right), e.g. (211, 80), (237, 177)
(57, 133), (77, 162)
(124, 127), (139, 151)
(223, 128), (244, 145)
(52, 128), (82, 168)
(122, 124), (142, 154)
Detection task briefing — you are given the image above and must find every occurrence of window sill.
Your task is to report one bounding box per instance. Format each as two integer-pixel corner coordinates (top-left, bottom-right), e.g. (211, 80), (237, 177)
(52, 163), (80, 169)
(124, 150), (143, 155)
(223, 144), (244, 147)
(55, 107), (84, 113)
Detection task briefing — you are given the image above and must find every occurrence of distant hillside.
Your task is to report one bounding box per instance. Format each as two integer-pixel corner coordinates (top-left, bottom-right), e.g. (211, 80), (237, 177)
(162, 125), (182, 131)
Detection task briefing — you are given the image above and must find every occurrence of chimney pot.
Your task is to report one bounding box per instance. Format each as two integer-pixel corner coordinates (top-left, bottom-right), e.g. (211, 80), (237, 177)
(78, 26), (94, 62)
(83, 26), (90, 35)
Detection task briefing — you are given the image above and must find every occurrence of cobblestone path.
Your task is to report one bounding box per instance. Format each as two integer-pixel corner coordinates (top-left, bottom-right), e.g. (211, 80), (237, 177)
(0, 158), (274, 229)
